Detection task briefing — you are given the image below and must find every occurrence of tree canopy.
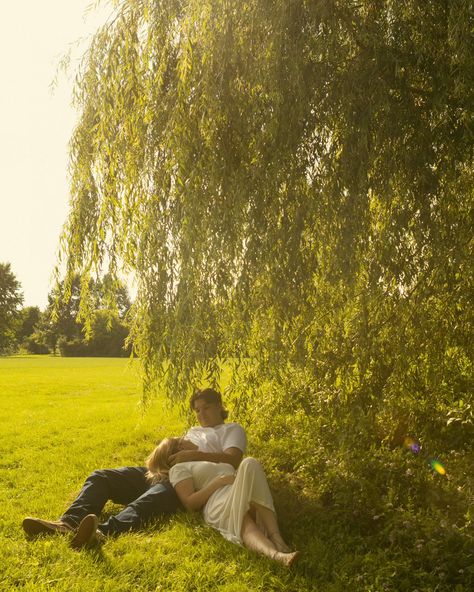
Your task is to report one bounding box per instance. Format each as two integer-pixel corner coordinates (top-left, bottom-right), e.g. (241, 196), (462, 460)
(60, 0), (473, 455)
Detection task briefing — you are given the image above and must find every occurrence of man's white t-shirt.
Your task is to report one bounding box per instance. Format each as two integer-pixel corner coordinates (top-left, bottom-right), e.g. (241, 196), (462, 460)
(185, 422), (247, 454)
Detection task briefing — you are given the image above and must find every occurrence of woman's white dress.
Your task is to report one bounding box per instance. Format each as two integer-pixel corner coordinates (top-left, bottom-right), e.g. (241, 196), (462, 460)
(169, 457), (275, 545)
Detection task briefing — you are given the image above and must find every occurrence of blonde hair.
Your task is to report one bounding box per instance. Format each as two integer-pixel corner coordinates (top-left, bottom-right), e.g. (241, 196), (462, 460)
(146, 437), (182, 483)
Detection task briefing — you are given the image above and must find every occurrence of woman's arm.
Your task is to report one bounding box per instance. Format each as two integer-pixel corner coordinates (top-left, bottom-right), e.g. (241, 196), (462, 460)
(174, 474), (235, 512)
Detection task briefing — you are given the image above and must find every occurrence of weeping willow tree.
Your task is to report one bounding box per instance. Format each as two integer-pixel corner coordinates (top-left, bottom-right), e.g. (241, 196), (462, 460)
(60, 0), (473, 466)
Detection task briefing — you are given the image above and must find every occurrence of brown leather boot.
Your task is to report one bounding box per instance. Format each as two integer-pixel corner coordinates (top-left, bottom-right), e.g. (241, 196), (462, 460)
(22, 517), (74, 537)
(70, 514), (104, 550)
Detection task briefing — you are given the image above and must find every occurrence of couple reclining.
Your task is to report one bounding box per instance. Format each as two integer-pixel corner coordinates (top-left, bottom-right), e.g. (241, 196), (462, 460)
(23, 388), (299, 567)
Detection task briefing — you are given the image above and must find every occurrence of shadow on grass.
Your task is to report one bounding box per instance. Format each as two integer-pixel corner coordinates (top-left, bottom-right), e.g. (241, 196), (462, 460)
(268, 464), (474, 591)
(77, 543), (112, 567)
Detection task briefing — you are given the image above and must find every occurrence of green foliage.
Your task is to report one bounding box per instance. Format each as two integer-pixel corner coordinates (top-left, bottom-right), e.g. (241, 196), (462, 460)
(58, 2), (473, 580)
(60, 0), (472, 439)
(15, 307), (52, 355)
(15, 306), (41, 343)
(57, 310), (131, 357)
(22, 334), (51, 355)
(0, 262), (24, 354)
(39, 273), (132, 356)
(86, 309), (132, 356)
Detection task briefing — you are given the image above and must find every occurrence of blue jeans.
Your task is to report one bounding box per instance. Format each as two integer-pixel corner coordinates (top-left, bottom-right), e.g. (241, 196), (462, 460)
(60, 466), (181, 535)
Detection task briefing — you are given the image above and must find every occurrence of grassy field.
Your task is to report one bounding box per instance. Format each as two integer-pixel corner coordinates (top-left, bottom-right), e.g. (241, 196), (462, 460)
(1, 356), (472, 591)
(0, 356), (317, 592)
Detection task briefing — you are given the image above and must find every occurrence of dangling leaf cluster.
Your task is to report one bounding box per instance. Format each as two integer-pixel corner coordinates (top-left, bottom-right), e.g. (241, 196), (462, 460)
(60, 0), (473, 457)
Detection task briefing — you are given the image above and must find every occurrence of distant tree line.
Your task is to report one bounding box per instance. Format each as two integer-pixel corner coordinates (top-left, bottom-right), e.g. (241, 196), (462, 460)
(0, 262), (131, 357)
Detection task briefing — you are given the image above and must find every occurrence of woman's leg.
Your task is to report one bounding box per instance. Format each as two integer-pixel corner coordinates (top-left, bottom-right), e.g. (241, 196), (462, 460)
(250, 502), (292, 553)
(241, 512), (299, 567)
(234, 458), (293, 553)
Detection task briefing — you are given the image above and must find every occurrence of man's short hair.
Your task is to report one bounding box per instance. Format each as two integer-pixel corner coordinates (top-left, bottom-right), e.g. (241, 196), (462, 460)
(190, 388), (229, 420)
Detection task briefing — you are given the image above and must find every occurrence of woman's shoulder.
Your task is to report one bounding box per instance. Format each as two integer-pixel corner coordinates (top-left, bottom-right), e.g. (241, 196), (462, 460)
(169, 460), (201, 480)
(170, 460), (215, 472)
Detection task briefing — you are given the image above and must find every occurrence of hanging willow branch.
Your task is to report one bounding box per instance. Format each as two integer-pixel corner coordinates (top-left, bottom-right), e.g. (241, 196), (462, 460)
(59, 0), (473, 449)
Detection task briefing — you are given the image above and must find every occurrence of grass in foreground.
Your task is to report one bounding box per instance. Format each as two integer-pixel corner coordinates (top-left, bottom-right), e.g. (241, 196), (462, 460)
(1, 356), (472, 591)
(0, 356), (314, 592)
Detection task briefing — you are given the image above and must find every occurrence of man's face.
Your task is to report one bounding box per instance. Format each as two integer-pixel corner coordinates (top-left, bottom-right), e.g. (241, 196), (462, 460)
(193, 398), (224, 427)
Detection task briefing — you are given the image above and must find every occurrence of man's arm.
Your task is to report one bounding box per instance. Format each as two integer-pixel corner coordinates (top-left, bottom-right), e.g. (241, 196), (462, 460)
(169, 446), (243, 469)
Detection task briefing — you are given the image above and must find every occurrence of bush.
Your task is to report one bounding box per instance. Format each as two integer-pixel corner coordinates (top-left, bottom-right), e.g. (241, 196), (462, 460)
(56, 312), (131, 357)
(23, 335), (50, 355)
(57, 337), (90, 357)
(86, 310), (131, 357)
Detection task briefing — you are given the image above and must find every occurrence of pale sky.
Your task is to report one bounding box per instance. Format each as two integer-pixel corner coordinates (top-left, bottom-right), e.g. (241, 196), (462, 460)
(0, 1), (114, 309)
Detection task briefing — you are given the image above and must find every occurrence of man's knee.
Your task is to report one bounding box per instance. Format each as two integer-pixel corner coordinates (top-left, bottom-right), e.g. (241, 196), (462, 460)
(86, 469), (111, 483)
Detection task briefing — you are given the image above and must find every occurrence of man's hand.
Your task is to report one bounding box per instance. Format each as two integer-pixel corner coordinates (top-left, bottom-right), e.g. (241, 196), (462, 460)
(169, 450), (200, 466)
(169, 444), (243, 469)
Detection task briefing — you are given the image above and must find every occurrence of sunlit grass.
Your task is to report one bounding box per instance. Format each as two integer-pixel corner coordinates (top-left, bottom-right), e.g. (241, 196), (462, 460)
(1, 356), (471, 591)
(0, 356), (316, 592)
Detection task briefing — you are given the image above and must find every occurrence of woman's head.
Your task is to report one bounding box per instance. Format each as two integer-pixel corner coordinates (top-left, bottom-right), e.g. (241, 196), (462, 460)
(146, 437), (182, 482)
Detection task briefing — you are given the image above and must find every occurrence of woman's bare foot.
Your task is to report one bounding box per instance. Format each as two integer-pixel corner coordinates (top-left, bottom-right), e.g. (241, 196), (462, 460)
(269, 532), (292, 553)
(273, 550), (300, 567)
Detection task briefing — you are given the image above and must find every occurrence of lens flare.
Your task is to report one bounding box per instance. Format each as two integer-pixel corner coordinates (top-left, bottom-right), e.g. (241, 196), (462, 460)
(402, 436), (446, 475)
(430, 459), (446, 475)
(403, 437), (420, 454)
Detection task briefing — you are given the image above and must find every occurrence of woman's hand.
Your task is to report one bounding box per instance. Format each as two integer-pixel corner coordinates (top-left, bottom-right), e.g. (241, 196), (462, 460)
(217, 473), (235, 487)
(174, 472), (236, 511)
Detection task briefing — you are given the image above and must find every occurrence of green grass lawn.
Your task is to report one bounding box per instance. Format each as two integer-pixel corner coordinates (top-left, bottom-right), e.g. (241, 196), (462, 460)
(1, 356), (472, 591)
(0, 356), (315, 592)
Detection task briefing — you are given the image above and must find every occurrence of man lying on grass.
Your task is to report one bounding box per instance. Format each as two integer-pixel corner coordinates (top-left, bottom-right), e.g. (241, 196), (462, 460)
(23, 388), (246, 550)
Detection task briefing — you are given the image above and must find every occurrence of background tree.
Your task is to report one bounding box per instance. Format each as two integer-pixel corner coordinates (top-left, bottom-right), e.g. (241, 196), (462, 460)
(16, 306), (53, 354)
(85, 309), (131, 357)
(15, 306), (41, 343)
(44, 273), (131, 356)
(0, 262), (24, 354)
(43, 274), (83, 353)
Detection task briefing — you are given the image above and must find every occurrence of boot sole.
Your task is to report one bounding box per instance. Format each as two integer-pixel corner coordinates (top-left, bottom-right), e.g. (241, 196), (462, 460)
(22, 518), (72, 537)
(70, 514), (100, 550)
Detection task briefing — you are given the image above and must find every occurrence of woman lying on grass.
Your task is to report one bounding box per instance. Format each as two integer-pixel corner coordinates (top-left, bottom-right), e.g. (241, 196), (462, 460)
(146, 438), (299, 567)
